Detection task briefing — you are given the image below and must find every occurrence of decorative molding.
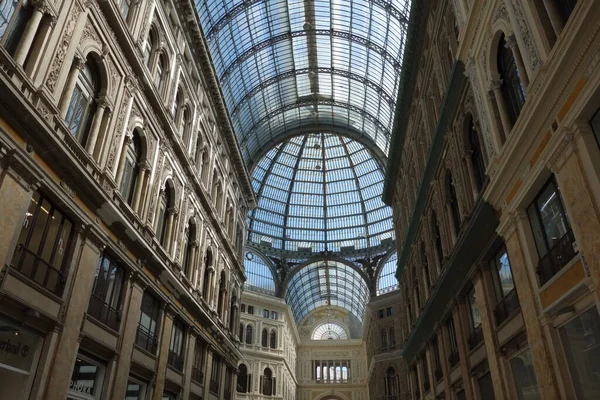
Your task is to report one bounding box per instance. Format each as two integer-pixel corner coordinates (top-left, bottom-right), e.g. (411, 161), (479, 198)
(46, 1), (82, 92)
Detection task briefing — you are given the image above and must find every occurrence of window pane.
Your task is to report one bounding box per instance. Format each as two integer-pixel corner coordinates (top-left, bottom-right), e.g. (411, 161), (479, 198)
(510, 348), (541, 400)
(469, 288), (481, 329)
(537, 181), (568, 249)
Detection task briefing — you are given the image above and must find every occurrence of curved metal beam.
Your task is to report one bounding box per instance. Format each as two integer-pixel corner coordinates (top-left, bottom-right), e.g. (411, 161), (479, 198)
(219, 29), (403, 82)
(202, 0), (409, 42)
(239, 97), (391, 151)
(230, 67), (396, 119)
(243, 244), (282, 295)
(281, 135), (309, 251)
(246, 124), (388, 173)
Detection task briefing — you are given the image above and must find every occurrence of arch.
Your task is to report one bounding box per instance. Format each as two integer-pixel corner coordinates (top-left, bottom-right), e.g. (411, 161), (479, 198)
(261, 367), (273, 396)
(237, 363), (249, 393)
(79, 48), (110, 99)
(217, 270), (227, 319)
(243, 248), (278, 295)
(143, 25), (159, 66)
(155, 178), (174, 246)
(239, 323), (244, 342)
(464, 113), (487, 194)
(385, 366), (399, 395)
(376, 250), (399, 295)
(312, 322), (349, 340)
(182, 217), (196, 278)
(496, 32), (525, 127)
(245, 324), (253, 344)
(202, 247), (213, 299)
(261, 328), (268, 347)
(269, 329), (277, 349)
(153, 51), (168, 95)
(229, 293), (237, 330)
(119, 130), (142, 205)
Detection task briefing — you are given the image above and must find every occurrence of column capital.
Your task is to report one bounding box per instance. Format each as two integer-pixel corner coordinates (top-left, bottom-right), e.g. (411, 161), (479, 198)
(503, 33), (518, 50)
(32, 0), (56, 17)
(488, 78), (502, 92)
(73, 54), (86, 70)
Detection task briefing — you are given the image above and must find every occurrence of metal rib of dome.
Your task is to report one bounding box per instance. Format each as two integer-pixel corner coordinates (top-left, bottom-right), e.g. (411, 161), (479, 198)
(248, 133), (394, 253)
(195, 0), (410, 165)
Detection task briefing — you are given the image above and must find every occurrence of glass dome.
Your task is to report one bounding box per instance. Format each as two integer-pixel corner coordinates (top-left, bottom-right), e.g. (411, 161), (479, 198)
(247, 133), (394, 253)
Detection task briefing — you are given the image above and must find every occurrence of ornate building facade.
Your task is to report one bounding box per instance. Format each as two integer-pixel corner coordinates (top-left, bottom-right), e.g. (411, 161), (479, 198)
(384, 0), (600, 399)
(0, 0), (254, 399)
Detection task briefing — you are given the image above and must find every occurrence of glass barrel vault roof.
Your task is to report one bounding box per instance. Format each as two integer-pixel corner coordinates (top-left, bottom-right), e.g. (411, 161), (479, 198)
(195, 0), (410, 163)
(248, 132), (394, 252)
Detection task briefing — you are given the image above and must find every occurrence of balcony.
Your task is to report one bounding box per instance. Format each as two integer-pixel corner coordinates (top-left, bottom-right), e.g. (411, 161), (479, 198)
(12, 245), (64, 295)
(88, 294), (120, 330)
(191, 365), (204, 384)
(493, 289), (519, 326)
(467, 326), (483, 350)
(537, 230), (577, 285)
(448, 350), (460, 367)
(167, 350), (184, 371)
(135, 324), (158, 354)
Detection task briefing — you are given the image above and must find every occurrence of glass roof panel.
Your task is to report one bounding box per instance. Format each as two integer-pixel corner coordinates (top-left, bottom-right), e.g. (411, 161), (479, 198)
(247, 133), (394, 253)
(244, 251), (277, 295)
(377, 251), (399, 295)
(286, 260), (369, 323)
(195, 0), (410, 163)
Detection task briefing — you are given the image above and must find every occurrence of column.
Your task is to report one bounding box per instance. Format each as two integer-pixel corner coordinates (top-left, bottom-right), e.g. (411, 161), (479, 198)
(202, 349), (214, 400)
(132, 163), (149, 214)
(13, 4), (45, 66)
(502, 214), (561, 399)
(453, 301), (476, 400)
(464, 151), (480, 200)
(43, 228), (105, 400)
(489, 80), (512, 140)
(0, 152), (40, 266)
(182, 330), (197, 399)
(542, 0), (565, 36)
(505, 34), (529, 87)
(151, 306), (174, 400)
(425, 346), (436, 397)
(85, 100), (108, 155)
(473, 269), (508, 400)
(446, 202), (458, 244)
(218, 362), (227, 399)
(115, 134), (133, 188)
(59, 57), (85, 118)
(110, 274), (146, 399)
(438, 325), (453, 398)
(163, 210), (176, 253)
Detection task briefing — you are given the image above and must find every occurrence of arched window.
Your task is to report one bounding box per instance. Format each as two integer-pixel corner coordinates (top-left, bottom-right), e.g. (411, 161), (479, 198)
(237, 364), (248, 393)
(65, 58), (99, 144)
(467, 115), (486, 193)
(119, 133), (141, 205)
(155, 183), (172, 247)
(154, 54), (166, 93)
(195, 137), (204, 171)
(217, 271), (226, 319)
(270, 330), (277, 349)
(182, 219), (195, 278)
(446, 170), (461, 237)
(261, 368), (274, 396)
(143, 29), (155, 66)
(432, 211), (444, 267)
(118, 0), (132, 21)
(239, 323), (244, 341)
(202, 249), (213, 299)
(0, 1), (32, 56)
(245, 325), (253, 344)
(312, 322), (348, 340)
(261, 328), (268, 347)
(498, 33), (525, 127)
(385, 367), (399, 395)
(173, 89), (183, 119)
(381, 329), (388, 349)
(389, 327), (396, 347)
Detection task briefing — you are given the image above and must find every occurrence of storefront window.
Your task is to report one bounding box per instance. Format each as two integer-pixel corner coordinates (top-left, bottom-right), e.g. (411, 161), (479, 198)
(0, 317), (42, 399)
(559, 306), (600, 399)
(510, 348), (541, 400)
(67, 355), (105, 399)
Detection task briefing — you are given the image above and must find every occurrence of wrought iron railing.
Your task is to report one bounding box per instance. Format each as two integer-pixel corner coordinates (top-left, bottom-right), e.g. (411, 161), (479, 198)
(167, 350), (184, 371)
(467, 326), (483, 350)
(135, 324), (158, 354)
(12, 245), (64, 295)
(191, 366), (204, 384)
(88, 294), (120, 330)
(493, 289), (520, 325)
(448, 350), (460, 367)
(537, 229), (577, 285)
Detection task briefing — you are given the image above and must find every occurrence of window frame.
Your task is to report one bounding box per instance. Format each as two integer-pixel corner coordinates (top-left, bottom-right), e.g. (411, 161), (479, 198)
(88, 252), (125, 330)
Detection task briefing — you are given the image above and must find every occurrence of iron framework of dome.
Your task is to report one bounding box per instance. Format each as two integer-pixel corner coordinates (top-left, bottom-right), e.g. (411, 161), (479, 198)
(194, 0), (410, 322)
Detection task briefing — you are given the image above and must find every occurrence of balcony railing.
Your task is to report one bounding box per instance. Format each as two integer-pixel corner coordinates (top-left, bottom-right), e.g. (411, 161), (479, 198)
(493, 289), (520, 326)
(12, 245), (64, 295)
(167, 350), (184, 371)
(88, 294), (120, 330)
(467, 326), (483, 350)
(448, 350), (460, 367)
(209, 379), (219, 394)
(135, 324), (158, 354)
(537, 229), (577, 285)
(191, 365), (204, 384)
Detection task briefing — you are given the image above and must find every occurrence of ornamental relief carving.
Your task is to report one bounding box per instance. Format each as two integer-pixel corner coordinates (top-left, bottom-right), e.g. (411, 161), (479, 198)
(509, 0), (540, 70)
(46, 1), (82, 92)
(106, 91), (132, 170)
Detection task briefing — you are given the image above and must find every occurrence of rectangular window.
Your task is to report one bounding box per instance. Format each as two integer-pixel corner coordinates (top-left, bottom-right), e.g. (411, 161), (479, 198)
(478, 372), (496, 400)
(0, 0), (32, 56)
(271, 311), (278, 320)
(88, 253), (125, 330)
(386, 307), (393, 316)
(378, 309), (385, 319)
(168, 319), (185, 371)
(422, 355), (430, 392)
(136, 292), (161, 354)
(210, 355), (221, 394)
(490, 246), (519, 325)
(467, 286), (483, 350)
(432, 336), (442, 381)
(241, 304), (246, 313)
(247, 305), (254, 315)
(591, 107), (600, 149)
(527, 177), (576, 285)
(11, 191), (74, 295)
(447, 317), (459, 367)
(126, 376), (148, 400)
(192, 339), (206, 384)
(559, 306), (600, 399)
(263, 309), (270, 318)
(68, 354), (105, 399)
(509, 348), (541, 400)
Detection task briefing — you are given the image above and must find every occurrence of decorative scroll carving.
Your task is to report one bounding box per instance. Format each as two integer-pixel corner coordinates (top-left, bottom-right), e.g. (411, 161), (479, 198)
(509, 0), (539, 70)
(107, 91), (132, 169)
(46, 1), (82, 91)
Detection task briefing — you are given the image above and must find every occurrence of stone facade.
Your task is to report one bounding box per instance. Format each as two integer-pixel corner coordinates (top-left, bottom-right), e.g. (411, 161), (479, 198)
(0, 0), (254, 399)
(386, 0), (600, 399)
